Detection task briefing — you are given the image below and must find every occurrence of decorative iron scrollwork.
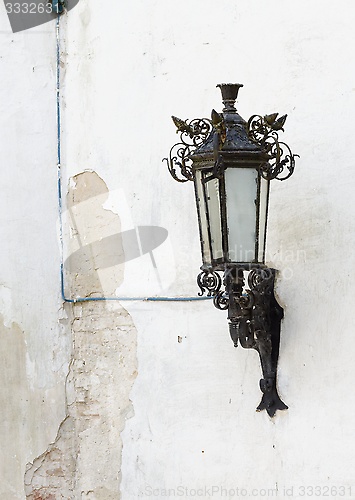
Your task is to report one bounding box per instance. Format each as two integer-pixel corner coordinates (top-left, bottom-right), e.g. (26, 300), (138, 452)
(197, 268), (229, 309)
(163, 117), (212, 183)
(197, 268), (222, 297)
(247, 113), (299, 181)
(213, 290), (229, 310)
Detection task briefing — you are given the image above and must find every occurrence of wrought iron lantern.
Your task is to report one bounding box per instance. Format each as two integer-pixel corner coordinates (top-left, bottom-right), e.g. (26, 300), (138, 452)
(164, 83), (298, 417)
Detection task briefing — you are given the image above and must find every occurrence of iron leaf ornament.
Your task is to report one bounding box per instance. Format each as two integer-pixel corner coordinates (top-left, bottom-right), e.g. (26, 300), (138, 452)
(247, 112), (299, 181)
(162, 117), (212, 182)
(165, 110), (298, 184)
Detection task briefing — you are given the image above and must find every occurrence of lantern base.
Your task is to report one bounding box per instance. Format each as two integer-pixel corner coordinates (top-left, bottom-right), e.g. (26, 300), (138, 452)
(197, 266), (288, 417)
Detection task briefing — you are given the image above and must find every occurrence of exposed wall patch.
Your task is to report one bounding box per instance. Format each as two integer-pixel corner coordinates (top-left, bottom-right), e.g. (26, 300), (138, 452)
(25, 172), (138, 498)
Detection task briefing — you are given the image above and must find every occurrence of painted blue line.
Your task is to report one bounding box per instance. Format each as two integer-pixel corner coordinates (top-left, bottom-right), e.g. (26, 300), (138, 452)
(63, 295), (212, 303)
(55, 16), (210, 304)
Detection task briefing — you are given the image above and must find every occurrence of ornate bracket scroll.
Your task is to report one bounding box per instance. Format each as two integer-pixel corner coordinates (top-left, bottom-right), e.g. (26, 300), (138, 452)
(162, 116), (212, 182)
(197, 267), (288, 417)
(247, 113), (299, 181)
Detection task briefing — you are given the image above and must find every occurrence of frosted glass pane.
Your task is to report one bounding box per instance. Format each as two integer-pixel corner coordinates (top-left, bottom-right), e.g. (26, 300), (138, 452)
(204, 176), (223, 261)
(257, 177), (269, 263)
(225, 168), (257, 262)
(194, 171), (211, 264)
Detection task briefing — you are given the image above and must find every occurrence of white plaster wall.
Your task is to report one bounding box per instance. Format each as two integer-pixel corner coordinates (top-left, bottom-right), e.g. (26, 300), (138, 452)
(0, 7), (70, 499)
(1, 0), (355, 498)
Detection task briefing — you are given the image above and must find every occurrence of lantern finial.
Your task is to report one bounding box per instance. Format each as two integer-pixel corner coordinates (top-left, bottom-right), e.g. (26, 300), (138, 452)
(216, 83), (243, 113)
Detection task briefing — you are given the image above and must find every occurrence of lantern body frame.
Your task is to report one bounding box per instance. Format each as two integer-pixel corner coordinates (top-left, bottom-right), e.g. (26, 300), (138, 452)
(188, 98), (272, 271)
(193, 161), (270, 269)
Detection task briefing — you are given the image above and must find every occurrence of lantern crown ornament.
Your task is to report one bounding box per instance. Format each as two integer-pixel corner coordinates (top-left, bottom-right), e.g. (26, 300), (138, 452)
(163, 84), (298, 417)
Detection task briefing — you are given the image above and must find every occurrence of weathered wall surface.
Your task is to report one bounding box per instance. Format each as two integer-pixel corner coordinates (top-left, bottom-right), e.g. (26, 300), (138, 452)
(0, 8), (70, 498)
(24, 170), (137, 498)
(1, 0), (355, 499)
(24, 301), (137, 499)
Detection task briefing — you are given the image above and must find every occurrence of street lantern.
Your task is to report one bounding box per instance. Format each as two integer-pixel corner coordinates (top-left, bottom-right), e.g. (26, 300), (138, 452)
(164, 83), (298, 417)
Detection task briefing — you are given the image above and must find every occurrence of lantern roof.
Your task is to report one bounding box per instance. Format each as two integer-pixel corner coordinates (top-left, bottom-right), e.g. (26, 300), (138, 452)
(192, 83), (266, 160)
(165, 83), (297, 183)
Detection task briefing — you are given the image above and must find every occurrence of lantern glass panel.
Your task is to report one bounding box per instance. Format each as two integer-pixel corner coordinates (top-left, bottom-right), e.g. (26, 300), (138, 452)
(203, 175), (223, 261)
(194, 170), (212, 264)
(225, 168), (258, 263)
(257, 177), (269, 263)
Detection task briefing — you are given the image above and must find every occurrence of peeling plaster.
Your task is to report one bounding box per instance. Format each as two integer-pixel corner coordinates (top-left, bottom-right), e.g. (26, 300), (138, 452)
(24, 417), (76, 499)
(25, 172), (138, 499)
(63, 170), (125, 299)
